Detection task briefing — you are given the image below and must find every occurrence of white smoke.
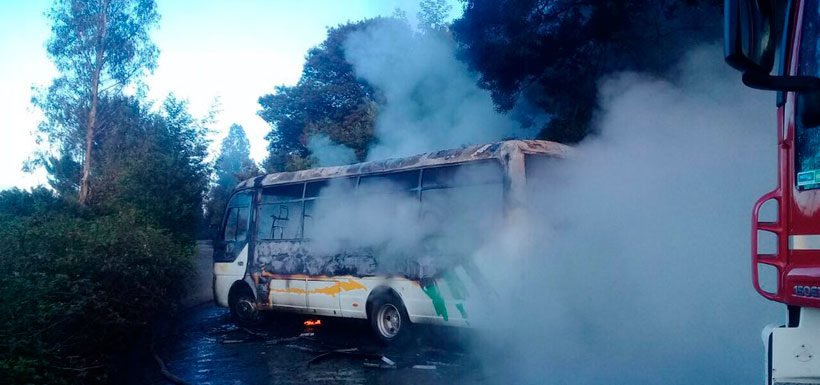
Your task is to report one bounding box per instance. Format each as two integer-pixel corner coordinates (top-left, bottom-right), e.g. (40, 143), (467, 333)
(305, 164), (503, 277)
(470, 45), (782, 384)
(306, 134), (357, 167)
(343, 20), (536, 161)
(333, 19), (783, 383)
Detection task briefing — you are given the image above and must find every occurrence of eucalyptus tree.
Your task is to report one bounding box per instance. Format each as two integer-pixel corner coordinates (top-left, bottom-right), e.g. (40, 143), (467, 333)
(34, 0), (159, 204)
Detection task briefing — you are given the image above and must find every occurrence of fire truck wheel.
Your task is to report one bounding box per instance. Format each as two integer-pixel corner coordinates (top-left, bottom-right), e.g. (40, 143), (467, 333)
(369, 294), (411, 345)
(229, 285), (261, 327)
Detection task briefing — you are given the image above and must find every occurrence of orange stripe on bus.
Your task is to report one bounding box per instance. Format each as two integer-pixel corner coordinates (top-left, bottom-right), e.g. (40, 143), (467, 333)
(269, 279), (366, 296)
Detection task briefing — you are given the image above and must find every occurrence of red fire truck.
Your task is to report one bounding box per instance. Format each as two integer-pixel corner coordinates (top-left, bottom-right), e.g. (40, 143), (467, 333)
(725, 0), (820, 383)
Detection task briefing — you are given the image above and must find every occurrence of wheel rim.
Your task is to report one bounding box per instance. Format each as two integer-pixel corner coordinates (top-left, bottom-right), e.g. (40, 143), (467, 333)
(235, 297), (257, 321)
(376, 304), (401, 338)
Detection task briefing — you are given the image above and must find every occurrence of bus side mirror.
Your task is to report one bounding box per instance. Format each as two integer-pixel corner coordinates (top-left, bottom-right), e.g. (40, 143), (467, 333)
(724, 0), (776, 73)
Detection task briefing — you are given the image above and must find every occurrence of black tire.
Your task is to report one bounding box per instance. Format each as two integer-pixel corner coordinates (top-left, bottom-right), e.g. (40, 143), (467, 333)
(229, 286), (262, 327)
(368, 294), (411, 345)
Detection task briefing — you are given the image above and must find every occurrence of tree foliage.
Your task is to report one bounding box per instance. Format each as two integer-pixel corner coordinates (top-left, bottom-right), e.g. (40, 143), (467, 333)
(451, 0), (722, 143)
(35, 0), (159, 203)
(4, 94), (209, 383)
(258, 19), (383, 172)
(0, 191), (191, 384)
(80, 95), (210, 240)
(11, 1), (212, 384)
(417, 0), (454, 32)
(205, 124), (260, 237)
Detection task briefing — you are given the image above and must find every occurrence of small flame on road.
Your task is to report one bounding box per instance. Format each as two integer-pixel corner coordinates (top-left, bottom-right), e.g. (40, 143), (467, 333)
(304, 319), (322, 327)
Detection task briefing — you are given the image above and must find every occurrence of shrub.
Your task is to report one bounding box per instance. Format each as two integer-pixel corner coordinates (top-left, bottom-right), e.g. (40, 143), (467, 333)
(0, 190), (193, 384)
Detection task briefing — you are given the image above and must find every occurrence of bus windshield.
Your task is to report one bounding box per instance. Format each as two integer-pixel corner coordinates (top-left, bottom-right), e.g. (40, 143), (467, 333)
(794, 0), (820, 190)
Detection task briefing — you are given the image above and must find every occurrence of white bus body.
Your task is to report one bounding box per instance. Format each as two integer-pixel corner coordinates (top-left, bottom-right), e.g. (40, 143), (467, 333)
(213, 140), (568, 342)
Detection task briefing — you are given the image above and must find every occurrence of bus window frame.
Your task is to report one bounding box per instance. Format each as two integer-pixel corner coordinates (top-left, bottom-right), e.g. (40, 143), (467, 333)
(221, 190), (254, 242)
(302, 176), (360, 241)
(256, 183), (307, 241)
(357, 169), (422, 198)
(418, 160), (506, 238)
(215, 189), (255, 263)
(252, 158), (509, 243)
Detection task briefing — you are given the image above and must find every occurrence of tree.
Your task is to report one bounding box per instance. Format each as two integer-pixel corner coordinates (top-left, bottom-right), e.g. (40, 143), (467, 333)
(1, 94), (209, 383)
(35, 0), (159, 204)
(417, 0), (453, 32)
(451, 0), (721, 143)
(258, 19), (385, 172)
(205, 124), (260, 236)
(88, 95), (211, 240)
(0, 190), (191, 384)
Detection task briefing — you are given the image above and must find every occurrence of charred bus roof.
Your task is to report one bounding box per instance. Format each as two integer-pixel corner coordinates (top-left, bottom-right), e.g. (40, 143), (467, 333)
(235, 139), (570, 190)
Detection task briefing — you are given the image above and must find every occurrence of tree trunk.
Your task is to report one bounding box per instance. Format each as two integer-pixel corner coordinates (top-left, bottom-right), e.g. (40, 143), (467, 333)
(78, 0), (109, 205)
(79, 100), (96, 204)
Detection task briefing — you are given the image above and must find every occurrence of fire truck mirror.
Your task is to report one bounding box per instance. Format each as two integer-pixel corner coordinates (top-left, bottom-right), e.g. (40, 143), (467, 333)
(724, 0), (776, 73)
(758, 198), (778, 223)
(756, 263), (779, 295)
(798, 91), (820, 129)
(757, 229), (778, 256)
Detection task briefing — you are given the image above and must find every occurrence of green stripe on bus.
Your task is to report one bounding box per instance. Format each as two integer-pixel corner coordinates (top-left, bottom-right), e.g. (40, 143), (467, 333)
(421, 282), (448, 321)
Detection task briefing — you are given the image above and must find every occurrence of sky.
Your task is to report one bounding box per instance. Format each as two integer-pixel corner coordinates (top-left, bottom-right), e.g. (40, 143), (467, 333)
(0, 0), (462, 190)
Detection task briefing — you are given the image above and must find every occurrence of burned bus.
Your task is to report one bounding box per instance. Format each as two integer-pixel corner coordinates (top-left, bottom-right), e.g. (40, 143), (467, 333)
(212, 139), (568, 343)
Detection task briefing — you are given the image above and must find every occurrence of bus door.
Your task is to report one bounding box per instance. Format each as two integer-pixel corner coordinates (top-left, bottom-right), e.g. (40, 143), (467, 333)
(213, 190), (253, 307)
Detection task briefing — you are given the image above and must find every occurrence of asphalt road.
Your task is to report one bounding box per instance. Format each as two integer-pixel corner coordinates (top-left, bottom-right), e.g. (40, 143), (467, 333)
(134, 242), (492, 385)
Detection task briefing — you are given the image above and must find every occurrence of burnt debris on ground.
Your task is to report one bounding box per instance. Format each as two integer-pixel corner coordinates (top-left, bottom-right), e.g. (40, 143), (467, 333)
(134, 303), (489, 385)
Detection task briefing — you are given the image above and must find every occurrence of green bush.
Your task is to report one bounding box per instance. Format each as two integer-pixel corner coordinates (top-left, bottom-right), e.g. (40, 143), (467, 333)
(0, 189), (193, 384)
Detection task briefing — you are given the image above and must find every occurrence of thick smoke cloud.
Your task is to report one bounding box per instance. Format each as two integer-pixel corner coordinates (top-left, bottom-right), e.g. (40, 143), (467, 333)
(335, 18), (781, 383)
(304, 164), (503, 278)
(306, 134), (357, 167)
(470, 46), (782, 384)
(344, 21), (535, 161)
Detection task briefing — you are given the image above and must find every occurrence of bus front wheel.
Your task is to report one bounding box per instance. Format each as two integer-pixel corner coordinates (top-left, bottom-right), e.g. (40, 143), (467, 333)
(368, 294), (411, 344)
(229, 285), (261, 327)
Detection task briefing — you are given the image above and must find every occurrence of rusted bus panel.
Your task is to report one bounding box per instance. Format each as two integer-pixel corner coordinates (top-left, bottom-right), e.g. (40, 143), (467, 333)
(252, 240), (439, 306)
(254, 241), (379, 277)
(253, 240), (452, 279)
(234, 139), (571, 190)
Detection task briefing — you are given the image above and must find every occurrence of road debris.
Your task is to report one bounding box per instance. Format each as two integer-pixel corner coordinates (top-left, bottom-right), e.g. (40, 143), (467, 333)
(359, 355), (400, 369)
(411, 364), (437, 370)
(286, 344), (323, 353)
(363, 361), (398, 369)
(241, 328), (269, 338)
(264, 336), (302, 345)
(218, 327), (270, 344)
(381, 356), (396, 366)
(307, 348), (386, 367)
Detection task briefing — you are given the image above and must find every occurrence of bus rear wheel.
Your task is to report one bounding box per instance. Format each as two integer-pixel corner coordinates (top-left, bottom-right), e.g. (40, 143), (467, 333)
(369, 294), (410, 344)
